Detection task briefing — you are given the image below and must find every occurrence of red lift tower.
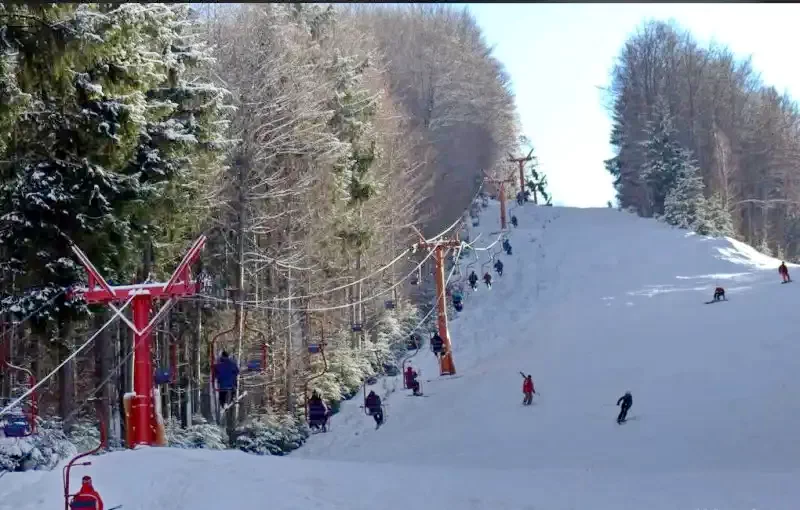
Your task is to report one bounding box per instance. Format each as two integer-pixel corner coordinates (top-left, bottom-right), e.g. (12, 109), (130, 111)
(70, 236), (206, 447)
(412, 229), (461, 376)
(508, 149), (535, 198)
(483, 171), (516, 230)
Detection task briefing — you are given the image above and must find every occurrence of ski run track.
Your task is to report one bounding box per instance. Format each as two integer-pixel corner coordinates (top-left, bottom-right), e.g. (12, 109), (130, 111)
(4, 202), (800, 510)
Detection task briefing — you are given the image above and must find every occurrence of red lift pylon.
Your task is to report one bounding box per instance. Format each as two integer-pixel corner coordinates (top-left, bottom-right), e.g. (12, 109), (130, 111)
(70, 236), (206, 447)
(412, 228), (461, 376)
(508, 149), (535, 198)
(483, 171), (516, 230)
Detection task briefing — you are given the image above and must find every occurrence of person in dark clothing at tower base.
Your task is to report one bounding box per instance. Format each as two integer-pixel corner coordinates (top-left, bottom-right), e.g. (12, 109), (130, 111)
(616, 391), (632, 424)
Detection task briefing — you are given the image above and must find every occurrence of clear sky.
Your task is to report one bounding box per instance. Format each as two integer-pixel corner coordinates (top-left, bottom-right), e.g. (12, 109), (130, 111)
(462, 3), (800, 208)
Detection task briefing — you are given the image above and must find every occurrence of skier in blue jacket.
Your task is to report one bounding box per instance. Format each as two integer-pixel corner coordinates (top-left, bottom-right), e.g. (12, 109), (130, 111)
(214, 351), (239, 408)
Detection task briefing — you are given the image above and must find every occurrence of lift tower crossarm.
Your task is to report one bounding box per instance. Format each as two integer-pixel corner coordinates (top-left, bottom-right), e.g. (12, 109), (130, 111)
(508, 149), (535, 199)
(412, 228), (462, 376)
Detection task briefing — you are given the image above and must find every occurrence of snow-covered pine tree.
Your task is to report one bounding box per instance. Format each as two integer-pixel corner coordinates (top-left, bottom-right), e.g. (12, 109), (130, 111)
(0, 3), (230, 321)
(705, 192), (735, 237)
(639, 96), (686, 217)
(662, 149), (710, 233)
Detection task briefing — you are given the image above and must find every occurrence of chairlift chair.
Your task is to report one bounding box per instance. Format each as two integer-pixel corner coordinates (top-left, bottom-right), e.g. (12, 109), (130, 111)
(0, 361), (37, 437)
(351, 323), (363, 333)
(384, 300), (395, 310)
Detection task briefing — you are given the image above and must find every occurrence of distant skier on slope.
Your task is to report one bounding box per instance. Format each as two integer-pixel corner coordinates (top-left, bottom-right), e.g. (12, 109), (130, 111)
(616, 391), (632, 424)
(483, 272), (492, 288)
(511, 215), (518, 228)
(468, 271), (479, 290)
(713, 287), (726, 301)
(779, 262), (792, 283)
(520, 372), (535, 405)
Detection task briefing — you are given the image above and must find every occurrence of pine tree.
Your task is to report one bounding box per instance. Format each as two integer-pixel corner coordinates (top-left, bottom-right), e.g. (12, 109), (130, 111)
(640, 97), (686, 217)
(662, 150), (709, 233)
(0, 4), (230, 323)
(705, 192), (735, 237)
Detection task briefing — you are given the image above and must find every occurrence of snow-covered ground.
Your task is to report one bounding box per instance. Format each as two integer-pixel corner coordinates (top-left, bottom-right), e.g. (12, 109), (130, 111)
(5, 203), (800, 510)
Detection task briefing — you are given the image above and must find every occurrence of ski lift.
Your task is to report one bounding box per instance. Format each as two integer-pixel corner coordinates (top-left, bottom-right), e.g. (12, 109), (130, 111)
(351, 323), (363, 333)
(1, 360), (37, 438)
(384, 300), (396, 310)
(304, 315), (329, 423)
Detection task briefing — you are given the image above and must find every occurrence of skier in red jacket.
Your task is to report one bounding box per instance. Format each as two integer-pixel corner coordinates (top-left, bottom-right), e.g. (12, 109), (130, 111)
(71, 476), (104, 510)
(520, 372), (535, 405)
(779, 262), (791, 283)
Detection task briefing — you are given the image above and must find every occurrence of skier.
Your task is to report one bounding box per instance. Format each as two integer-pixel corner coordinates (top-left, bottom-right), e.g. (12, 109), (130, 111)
(483, 272), (492, 288)
(511, 215), (518, 228)
(430, 333), (443, 357)
(516, 191), (524, 206)
(520, 372), (535, 405)
(713, 287), (726, 301)
(404, 366), (421, 395)
(494, 259), (504, 276)
(779, 262), (791, 283)
(213, 351), (239, 409)
(308, 391), (329, 432)
(502, 239), (512, 256)
(365, 390), (384, 427)
(468, 270), (479, 290)
(616, 391), (633, 424)
(452, 290), (464, 312)
(71, 476), (104, 510)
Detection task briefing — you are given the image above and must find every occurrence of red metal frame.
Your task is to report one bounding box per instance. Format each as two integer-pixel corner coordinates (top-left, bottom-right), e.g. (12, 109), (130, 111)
(69, 236), (206, 447)
(63, 400), (107, 510)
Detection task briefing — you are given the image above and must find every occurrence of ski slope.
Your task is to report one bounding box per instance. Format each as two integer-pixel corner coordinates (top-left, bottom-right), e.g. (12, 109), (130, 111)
(5, 203), (800, 510)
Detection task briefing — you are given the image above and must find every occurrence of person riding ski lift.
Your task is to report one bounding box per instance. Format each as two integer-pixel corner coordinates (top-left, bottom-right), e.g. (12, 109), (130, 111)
(452, 290), (464, 312)
(779, 261), (792, 283)
(308, 391), (329, 432)
(520, 372), (535, 406)
(494, 259), (504, 276)
(404, 366), (422, 396)
(616, 391), (633, 424)
(713, 287), (726, 301)
(502, 239), (512, 256)
(468, 270), (479, 290)
(483, 272), (492, 288)
(213, 351), (239, 409)
(365, 390), (384, 427)
(511, 215), (518, 228)
(71, 475), (104, 510)
(430, 332), (444, 357)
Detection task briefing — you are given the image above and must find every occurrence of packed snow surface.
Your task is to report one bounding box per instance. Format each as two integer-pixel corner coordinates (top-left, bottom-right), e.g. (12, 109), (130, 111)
(4, 203), (800, 510)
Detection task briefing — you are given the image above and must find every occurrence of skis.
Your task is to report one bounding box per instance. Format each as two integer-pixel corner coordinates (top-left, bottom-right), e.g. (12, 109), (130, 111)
(704, 299), (727, 304)
(782, 280), (793, 284)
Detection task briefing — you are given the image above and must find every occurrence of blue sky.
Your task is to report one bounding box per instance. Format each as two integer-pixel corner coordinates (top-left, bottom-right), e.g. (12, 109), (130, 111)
(462, 3), (800, 208)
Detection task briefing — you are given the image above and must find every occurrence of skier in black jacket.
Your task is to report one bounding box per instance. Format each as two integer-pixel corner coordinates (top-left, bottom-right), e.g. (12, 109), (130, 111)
(616, 391), (632, 424)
